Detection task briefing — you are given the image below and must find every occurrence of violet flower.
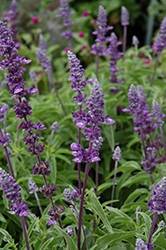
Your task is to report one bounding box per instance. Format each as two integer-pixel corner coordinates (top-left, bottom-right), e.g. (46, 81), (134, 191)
(0, 22), (66, 243)
(68, 50), (93, 192)
(111, 146), (121, 206)
(64, 187), (80, 202)
(121, 6), (129, 60)
(4, 0), (19, 49)
(67, 226), (74, 238)
(29, 69), (39, 101)
(0, 167), (29, 216)
(56, 0), (75, 49)
(141, 147), (157, 174)
(153, 16), (166, 52)
(147, 177), (166, 248)
(105, 32), (123, 93)
(148, 176), (166, 214)
(152, 100), (166, 156)
(36, 48), (52, 74)
(77, 79), (115, 250)
(91, 5), (113, 78)
(36, 47), (66, 114)
(132, 35), (139, 51)
(148, 16), (166, 97)
(39, 34), (48, 52)
(91, 5), (113, 55)
(135, 238), (154, 250)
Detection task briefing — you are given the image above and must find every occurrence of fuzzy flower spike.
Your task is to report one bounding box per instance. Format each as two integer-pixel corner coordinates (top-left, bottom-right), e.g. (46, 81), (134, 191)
(56, 0), (75, 49)
(106, 32), (123, 93)
(0, 167), (29, 216)
(121, 6), (129, 60)
(152, 100), (166, 156)
(148, 16), (166, 97)
(91, 5), (113, 78)
(4, 0), (19, 49)
(146, 177), (166, 249)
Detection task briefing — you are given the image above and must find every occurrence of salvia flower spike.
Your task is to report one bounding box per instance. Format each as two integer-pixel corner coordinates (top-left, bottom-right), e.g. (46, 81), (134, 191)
(91, 5), (113, 78)
(111, 146), (121, 206)
(152, 100), (166, 155)
(121, 6), (129, 60)
(56, 0), (75, 49)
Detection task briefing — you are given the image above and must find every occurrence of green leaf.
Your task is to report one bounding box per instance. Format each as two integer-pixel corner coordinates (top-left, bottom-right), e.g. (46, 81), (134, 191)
(138, 212), (152, 231)
(153, 233), (166, 249)
(87, 192), (113, 233)
(0, 213), (6, 223)
(106, 161), (141, 179)
(40, 237), (54, 250)
(96, 232), (136, 250)
(121, 172), (150, 188)
(54, 224), (77, 250)
(124, 188), (148, 204)
(49, 154), (57, 184)
(106, 206), (135, 226)
(102, 124), (115, 152)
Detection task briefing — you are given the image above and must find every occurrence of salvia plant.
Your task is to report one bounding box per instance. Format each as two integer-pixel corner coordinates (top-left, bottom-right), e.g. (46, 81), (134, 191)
(1, 0), (166, 250)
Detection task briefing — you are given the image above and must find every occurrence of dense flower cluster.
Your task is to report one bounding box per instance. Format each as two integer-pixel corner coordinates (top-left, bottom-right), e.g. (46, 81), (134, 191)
(36, 48), (52, 73)
(3, 0), (19, 49)
(64, 187), (80, 202)
(141, 147), (157, 174)
(28, 179), (38, 194)
(39, 34), (48, 52)
(153, 16), (166, 51)
(68, 50), (92, 128)
(135, 238), (154, 250)
(91, 5), (113, 55)
(105, 32), (123, 91)
(121, 6), (129, 26)
(148, 176), (166, 214)
(112, 146), (121, 161)
(70, 79), (115, 163)
(56, 0), (75, 38)
(152, 100), (165, 127)
(0, 167), (29, 217)
(123, 84), (155, 136)
(47, 205), (66, 225)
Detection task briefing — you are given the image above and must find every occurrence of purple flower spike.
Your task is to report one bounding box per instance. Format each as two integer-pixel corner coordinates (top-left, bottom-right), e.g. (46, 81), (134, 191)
(67, 226), (74, 237)
(132, 35), (139, 47)
(29, 69), (37, 83)
(0, 106), (5, 123)
(91, 5), (113, 55)
(10, 200), (30, 217)
(106, 32), (123, 87)
(72, 187), (80, 198)
(135, 238), (154, 250)
(0, 167), (21, 202)
(0, 167), (29, 217)
(28, 178), (38, 194)
(39, 34), (48, 52)
(152, 100), (165, 127)
(36, 48), (52, 73)
(153, 16), (166, 51)
(56, 0), (75, 27)
(148, 176), (166, 214)
(0, 131), (11, 147)
(141, 147), (157, 174)
(56, 0), (75, 39)
(112, 146), (121, 161)
(51, 121), (59, 132)
(4, 0), (19, 49)
(40, 183), (57, 197)
(121, 6), (129, 26)
(64, 188), (73, 202)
